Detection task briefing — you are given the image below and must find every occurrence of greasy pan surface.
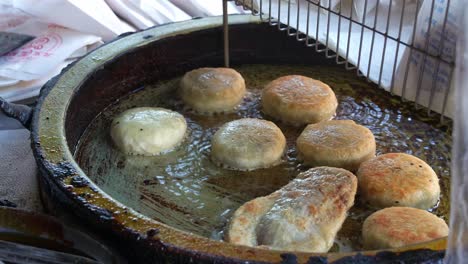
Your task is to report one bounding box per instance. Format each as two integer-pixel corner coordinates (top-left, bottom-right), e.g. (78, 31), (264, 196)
(75, 64), (450, 253)
(32, 15), (450, 263)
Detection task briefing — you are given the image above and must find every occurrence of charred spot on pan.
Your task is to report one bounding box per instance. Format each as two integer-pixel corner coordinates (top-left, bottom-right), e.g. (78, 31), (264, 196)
(88, 204), (114, 222)
(122, 227), (143, 241)
(89, 185), (99, 192)
(47, 161), (77, 179)
(306, 256), (327, 264)
(394, 201), (400, 204)
(280, 253), (298, 264)
(70, 176), (89, 188)
(79, 192), (92, 199)
(146, 228), (160, 238)
(116, 160), (125, 169)
(330, 249), (444, 263)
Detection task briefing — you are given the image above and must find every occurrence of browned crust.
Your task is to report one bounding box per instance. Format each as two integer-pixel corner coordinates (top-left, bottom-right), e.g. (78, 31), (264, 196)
(362, 207), (448, 250)
(261, 75), (338, 125)
(357, 153), (440, 209)
(296, 120), (376, 171)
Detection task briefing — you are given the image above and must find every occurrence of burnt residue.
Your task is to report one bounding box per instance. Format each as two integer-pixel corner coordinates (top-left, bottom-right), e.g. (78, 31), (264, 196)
(280, 253), (298, 264)
(146, 228), (160, 238)
(330, 249), (444, 264)
(78, 192), (93, 199)
(88, 204), (114, 222)
(89, 185), (99, 193)
(139, 191), (191, 216)
(116, 160), (125, 169)
(46, 161), (78, 179)
(306, 256), (328, 264)
(70, 176), (89, 188)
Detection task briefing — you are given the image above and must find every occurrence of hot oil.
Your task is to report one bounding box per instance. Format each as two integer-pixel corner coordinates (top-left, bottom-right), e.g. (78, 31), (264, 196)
(75, 64), (451, 252)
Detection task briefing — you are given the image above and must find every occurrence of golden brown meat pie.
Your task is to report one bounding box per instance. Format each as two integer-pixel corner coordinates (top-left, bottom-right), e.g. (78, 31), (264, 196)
(362, 207), (448, 250)
(180, 67), (246, 114)
(211, 118), (286, 171)
(261, 75), (338, 125)
(296, 120), (376, 171)
(357, 153), (440, 209)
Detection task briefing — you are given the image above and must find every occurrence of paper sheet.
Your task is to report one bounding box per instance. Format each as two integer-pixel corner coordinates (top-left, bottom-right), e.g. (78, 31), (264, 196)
(445, 1), (468, 262)
(106, 0), (191, 30)
(11, 0), (134, 41)
(395, 0), (458, 117)
(169, 0), (247, 17)
(0, 25), (101, 81)
(0, 60), (72, 102)
(252, 0), (457, 117)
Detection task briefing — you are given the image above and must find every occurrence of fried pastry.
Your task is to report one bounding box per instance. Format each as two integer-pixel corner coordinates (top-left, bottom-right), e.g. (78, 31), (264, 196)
(296, 120), (376, 171)
(180, 67), (246, 114)
(226, 167), (358, 253)
(357, 153), (440, 209)
(211, 118), (286, 170)
(110, 107), (187, 156)
(362, 207), (448, 249)
(261, 75), (337, 125)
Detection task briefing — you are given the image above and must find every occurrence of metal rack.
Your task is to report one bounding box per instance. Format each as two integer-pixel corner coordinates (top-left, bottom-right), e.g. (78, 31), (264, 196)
(223, 0), (457, 121)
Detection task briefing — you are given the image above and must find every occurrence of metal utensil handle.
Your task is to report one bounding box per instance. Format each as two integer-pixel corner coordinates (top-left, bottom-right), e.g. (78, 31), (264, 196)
(223, 0), (230, 68)
(0, 97), (32, 129)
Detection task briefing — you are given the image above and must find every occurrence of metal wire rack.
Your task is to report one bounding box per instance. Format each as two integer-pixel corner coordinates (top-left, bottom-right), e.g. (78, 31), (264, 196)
(223, 0), (457, 122)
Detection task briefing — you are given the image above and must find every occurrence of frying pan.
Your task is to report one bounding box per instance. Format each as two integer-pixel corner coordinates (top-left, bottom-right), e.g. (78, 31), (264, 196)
(0, 15), (450, 263)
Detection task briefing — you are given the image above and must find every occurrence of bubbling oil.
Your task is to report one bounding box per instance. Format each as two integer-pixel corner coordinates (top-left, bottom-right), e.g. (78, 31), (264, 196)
(75, 64), (451, 252)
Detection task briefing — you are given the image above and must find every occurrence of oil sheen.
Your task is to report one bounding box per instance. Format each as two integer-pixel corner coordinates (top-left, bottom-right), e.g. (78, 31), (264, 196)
(75, 64), (452, 252)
